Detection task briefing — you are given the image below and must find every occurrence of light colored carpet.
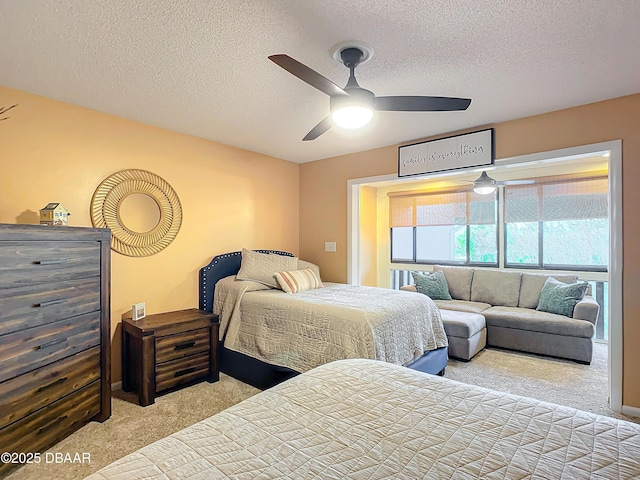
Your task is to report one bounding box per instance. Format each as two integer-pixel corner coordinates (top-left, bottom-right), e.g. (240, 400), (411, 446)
(446, 342), (637, 423)
(5, 343), (636, 479)
(3, 374), (260, 480)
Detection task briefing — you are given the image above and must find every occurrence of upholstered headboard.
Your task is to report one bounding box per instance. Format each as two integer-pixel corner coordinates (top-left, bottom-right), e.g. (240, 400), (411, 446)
(198, 250), (294, 312)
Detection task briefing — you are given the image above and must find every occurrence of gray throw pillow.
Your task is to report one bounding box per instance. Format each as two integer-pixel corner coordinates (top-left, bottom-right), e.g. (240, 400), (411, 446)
(536, 277), (588, 317)
(411, 271), (452, 300)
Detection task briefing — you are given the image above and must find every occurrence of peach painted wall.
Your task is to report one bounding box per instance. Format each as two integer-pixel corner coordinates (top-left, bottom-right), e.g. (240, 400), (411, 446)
(0, 86), (299, 383)
(299, 144), (396, 282)
(358, 186), (377, 286)
(300, 93), (640, 408)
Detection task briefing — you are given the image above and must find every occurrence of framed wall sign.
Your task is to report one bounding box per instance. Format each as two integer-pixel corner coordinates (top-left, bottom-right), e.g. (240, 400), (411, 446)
(398, 128), (494, 177)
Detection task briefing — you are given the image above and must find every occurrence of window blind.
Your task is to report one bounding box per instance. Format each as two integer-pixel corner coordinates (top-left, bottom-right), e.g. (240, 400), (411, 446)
(390, 189), (496, 227)
(505, 175), (608, 223)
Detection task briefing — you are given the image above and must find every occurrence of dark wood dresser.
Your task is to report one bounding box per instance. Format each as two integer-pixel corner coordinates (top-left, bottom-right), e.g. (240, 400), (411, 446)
(0, 223), (111, 476)
(122, 309), (219, 406)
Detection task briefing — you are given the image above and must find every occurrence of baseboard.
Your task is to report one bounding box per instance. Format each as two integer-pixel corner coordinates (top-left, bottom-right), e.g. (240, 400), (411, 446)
(621, 405), (640, 418)
(111, 381), (122, 392)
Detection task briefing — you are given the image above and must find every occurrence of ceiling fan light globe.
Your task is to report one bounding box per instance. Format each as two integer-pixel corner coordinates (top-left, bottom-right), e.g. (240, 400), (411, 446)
(331, 105), (374, 129)
(473, 171), (497, 194)
(473, 185), (497, 195)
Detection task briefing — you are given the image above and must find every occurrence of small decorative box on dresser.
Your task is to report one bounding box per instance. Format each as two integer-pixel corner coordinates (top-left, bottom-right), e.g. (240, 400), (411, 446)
(122, 309), (219, 406)
(0, 223), (111, 476)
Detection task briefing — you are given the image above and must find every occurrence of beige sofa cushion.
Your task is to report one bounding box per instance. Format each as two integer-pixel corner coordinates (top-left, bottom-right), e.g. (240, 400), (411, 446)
(439, 310), (486, 338)
(433, 266), (474, 300)
(518, 273), (578, 309)
(433, 299), (491, 314)
(483, 306), (595, 338)
(471, 270), (522, 307)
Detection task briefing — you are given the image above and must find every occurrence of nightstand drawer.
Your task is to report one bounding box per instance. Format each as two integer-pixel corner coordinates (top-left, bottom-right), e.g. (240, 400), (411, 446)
(0, 278), (101, 336)
(156, 328), (210, 364)
(0, 241), (100, 289)
(0, 312), (100, 383)
(0, 347), (101, 430)
(155, 352), (210, 392)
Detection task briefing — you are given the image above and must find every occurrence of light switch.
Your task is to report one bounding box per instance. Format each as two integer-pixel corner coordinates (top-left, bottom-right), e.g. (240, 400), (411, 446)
(325, 241), (336, 252)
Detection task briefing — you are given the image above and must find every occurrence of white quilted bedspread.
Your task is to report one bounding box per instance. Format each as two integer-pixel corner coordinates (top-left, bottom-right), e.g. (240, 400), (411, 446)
(87, 359), (640, 480)
(213, 278), (448, 372)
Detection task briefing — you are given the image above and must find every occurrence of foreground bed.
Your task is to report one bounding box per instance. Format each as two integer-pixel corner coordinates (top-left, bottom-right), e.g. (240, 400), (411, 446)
(87, 359), (640, 479)
(199, 250), (448, 388)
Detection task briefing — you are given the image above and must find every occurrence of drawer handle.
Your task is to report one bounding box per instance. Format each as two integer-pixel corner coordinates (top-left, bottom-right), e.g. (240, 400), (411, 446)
(174, 367), (196, 378)
(174, 341), (196, 351)
(37, 376), (68, 393)
(37, 415), (68, 435)
(35, 299), (66, 308)
(34, 259), (68, 265)
(36, 338), (67, 351)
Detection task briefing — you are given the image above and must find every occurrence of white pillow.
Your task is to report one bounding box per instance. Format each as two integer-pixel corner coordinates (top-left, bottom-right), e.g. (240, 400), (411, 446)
(236, 249), (298, 288)
(297, 259), (321, 280)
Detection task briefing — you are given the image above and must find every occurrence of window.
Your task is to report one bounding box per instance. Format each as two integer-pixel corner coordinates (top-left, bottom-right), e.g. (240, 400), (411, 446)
(390, 227), (413, 262)
(389, 188), (497, 265)
(389, 172), (608, 271)
(504, 175), (608, 270)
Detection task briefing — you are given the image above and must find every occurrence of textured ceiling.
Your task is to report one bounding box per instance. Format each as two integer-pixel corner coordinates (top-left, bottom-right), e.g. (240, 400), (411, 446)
(1, 1), (639, 163)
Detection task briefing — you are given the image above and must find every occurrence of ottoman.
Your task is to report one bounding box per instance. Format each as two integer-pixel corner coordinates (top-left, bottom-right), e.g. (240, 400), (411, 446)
(440, 310), (486, 361)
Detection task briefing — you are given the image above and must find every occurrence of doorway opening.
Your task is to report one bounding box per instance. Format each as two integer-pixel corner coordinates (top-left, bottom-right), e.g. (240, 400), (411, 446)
(347, 140), (622, 413)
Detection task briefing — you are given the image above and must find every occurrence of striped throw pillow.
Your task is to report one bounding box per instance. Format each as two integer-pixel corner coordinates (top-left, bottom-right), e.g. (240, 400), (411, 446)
(274, 268), (323, 294)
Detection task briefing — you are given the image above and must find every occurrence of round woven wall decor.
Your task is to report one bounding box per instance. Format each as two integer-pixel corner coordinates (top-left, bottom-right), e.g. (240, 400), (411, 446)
(90, 169), (182, 257)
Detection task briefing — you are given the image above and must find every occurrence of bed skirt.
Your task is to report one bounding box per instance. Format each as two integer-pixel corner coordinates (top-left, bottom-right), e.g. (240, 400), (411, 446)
(220, 343), (448, 389)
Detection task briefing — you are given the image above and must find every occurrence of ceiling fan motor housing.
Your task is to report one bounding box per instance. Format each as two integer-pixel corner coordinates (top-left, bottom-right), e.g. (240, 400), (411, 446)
(340, 47), (365, 68)
(331, 47), (374, 113)
(330, 86), (375, 112)
(475, 171), (497, 187)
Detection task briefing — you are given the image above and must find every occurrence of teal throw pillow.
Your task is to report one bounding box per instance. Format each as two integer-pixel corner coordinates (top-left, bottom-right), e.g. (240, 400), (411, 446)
(536, 277), (588, 317)
(411, 270), (452, 300)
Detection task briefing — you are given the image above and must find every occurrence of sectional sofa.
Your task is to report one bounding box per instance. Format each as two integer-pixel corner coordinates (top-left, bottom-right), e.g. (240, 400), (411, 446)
(402, 266), (600, 364)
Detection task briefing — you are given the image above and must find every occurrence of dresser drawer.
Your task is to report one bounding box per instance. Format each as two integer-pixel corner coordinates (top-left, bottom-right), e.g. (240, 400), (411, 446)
(0, 347), (101, 430)
(155, 328), (210, 364)
(155, 352), (210, 392)
(0, 241), (100, 289)
(0, 381), (101, 469)
(0, 312), (100, 383)
(0, 278), (100, 336)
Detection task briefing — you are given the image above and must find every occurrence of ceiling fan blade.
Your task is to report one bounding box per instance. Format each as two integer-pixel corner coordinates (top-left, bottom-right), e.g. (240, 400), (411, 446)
(303, 116), (332, 141)
(374, 96), (471, 112)
(268, 54), (348, 98)
(497, 180), (536, 186)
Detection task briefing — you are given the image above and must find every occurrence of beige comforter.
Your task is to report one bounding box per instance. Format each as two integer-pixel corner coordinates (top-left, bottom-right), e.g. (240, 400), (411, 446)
(86, 359), (640, 479)
(213, 276), (448, 373)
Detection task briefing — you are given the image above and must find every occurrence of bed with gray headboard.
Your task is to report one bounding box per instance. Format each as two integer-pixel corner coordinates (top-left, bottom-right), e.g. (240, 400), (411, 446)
(199, 249), (448, 389)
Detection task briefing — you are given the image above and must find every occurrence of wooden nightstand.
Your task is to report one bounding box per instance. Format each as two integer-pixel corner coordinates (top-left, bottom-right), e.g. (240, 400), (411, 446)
(122, 309), (219, 406)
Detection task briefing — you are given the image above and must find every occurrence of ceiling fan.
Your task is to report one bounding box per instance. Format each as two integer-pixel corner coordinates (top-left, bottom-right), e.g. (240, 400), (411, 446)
(470, 171), (535, 194)
(268, 44), (472, 141)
